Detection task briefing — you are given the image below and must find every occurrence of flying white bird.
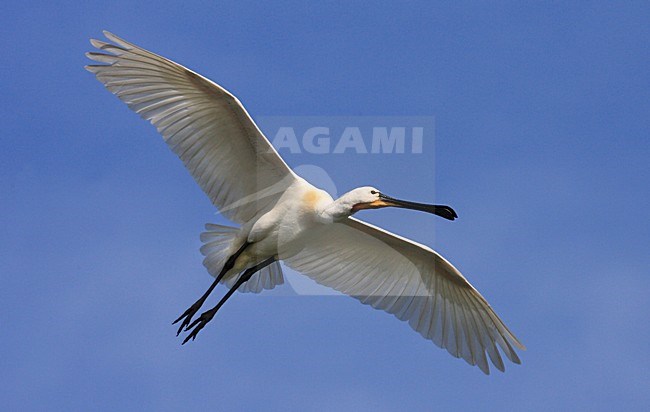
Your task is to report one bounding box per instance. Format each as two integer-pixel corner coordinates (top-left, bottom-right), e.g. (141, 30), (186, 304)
(86, 31), (524, 374)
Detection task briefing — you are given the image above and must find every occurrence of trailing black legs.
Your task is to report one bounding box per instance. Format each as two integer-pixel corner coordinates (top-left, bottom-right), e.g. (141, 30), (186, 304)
(172, 242), (249, 335)
(181, 257), (276, 344)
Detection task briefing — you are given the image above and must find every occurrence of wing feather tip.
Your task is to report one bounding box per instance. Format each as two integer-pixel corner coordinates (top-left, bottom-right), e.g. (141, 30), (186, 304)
(512, 339), (527, 351)
(493, 360), (505, 373)
(102, 31), (130, 49)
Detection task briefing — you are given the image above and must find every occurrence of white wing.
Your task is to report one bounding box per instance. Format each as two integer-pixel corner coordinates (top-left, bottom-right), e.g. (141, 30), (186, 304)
(86, 31), (296, 223)
(282, 217), (525, 374)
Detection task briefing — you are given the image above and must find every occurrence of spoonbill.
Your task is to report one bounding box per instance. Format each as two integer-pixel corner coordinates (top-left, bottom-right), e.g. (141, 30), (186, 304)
(86, 31), (524, 374)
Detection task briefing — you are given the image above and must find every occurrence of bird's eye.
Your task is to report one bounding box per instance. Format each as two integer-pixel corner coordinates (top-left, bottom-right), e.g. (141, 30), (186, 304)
(370, 190), (377, 195)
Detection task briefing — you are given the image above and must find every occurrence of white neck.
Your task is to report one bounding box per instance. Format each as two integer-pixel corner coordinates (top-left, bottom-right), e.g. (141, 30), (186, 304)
(319, 196), (355, 222)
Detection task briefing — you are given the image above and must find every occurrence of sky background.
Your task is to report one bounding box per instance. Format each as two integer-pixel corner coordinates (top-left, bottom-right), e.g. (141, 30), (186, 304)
(2, 1), (649, 410)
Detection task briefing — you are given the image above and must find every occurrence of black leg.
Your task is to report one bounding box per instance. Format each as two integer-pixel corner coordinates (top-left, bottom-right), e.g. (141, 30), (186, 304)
(181, 257), (276, 344)
(172, 242), (249, 336)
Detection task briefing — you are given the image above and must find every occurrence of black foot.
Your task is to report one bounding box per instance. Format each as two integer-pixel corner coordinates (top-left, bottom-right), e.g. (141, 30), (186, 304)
(182, 308), (217, 345)
(172, 300), (205, 336)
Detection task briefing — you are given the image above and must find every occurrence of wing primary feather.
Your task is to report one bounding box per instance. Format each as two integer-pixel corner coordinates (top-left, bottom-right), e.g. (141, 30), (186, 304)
(462, 288), (503, 372)
(453, 285), (480, 370)
(443, 279), (461, 358)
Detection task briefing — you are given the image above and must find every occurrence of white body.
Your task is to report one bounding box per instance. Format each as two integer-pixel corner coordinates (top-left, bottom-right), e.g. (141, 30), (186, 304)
(222, 178), (333, 275)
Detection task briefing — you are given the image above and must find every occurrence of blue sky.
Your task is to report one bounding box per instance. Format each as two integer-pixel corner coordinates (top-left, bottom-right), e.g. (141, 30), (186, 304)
(1, 1), (649, 410)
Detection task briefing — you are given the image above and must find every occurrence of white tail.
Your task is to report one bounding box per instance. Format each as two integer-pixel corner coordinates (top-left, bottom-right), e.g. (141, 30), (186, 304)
(200, 223), (284, 293)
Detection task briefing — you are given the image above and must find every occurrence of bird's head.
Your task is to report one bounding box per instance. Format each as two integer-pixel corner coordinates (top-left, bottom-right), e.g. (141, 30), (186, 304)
(339, 186), (458, 221)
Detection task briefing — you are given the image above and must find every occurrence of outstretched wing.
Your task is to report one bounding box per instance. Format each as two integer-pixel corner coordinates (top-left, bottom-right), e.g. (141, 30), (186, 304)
(86, 31), (296, 223)
(281, 217), (525, 374)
